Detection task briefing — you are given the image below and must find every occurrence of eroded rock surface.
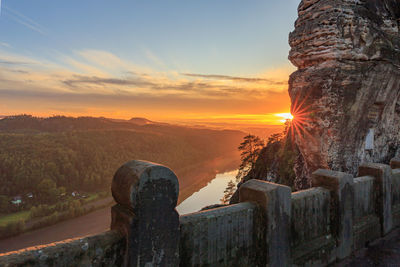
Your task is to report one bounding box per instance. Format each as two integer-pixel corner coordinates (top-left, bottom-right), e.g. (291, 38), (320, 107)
(289, 0), (400, 188)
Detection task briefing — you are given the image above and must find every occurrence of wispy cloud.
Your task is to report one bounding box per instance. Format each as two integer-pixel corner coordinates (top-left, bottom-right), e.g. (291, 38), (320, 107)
(0, 59), (32, 65)
(143, 48), (165, 68)
(181, 73), (286, 85)
(0, 42), (10, 48)
(60, 73), (283, 98)
(62, 75), (154, 88)
(0, 49), (289, 97)
(0, 52), (41, 67)
(0, 48), (291, 120)
(3, 6), (46, 35)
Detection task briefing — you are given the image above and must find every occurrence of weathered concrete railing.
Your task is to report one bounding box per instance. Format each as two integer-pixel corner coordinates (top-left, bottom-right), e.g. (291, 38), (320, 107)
(111, 160), (180, 266)
(180, 202), (262, 266)
(2, 158), (400, 266)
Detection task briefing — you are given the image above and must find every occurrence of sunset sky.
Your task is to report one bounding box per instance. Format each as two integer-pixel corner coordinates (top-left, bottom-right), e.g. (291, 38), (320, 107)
(0, 0), (299, 128)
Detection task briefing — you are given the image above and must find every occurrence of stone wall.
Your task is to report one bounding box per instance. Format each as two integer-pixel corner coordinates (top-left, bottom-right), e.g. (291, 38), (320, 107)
(352, 176), (380, 250)
(179, 202), (264, 266)
(2, 159), (400, 266)
(291, 188), (335, 265)
(391, 162), (400, 227)
(0, 231), (125, 267)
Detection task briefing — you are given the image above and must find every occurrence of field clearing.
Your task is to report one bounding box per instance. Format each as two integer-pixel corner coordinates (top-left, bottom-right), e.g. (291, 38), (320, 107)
(0, 192), (106, 229)
(0, 211), (30, 227)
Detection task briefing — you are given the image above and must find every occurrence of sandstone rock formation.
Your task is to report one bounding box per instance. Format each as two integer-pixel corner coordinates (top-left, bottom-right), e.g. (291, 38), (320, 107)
(289, 0), (400, 188)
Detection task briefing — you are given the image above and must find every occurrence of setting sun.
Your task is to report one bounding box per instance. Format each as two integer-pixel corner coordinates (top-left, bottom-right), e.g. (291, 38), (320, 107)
(275, 113), (294, 123)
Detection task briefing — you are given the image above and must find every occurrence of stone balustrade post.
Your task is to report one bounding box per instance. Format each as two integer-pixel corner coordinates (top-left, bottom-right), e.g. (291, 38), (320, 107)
(239, 179), (291, 266)
(312, 169), (354, 260)
(358, 163), (393, 236)
(111, 160), (180, 267)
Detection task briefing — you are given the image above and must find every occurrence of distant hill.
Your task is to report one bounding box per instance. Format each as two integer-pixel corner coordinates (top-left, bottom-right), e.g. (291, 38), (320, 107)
(128, 117), (156, 125)
(0, 115), (140, 132)
(0, 115), (244, 203)
(108, 117), (162, 126)
(0, 115), (244, 141)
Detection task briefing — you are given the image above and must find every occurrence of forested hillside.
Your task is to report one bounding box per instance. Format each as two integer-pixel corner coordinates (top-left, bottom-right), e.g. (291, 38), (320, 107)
(0, 115), (244, 210)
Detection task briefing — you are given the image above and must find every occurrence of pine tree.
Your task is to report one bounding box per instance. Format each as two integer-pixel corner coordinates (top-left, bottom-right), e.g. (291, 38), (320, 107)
(236, 134), (264, 182)
(220, 180), (236, 204)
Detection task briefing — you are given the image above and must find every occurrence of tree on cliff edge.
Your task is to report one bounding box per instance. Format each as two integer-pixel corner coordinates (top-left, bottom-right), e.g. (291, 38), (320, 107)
(236, 134), (265, 182)
(228, 120), (299, 204)
(220, 180), (236, 204)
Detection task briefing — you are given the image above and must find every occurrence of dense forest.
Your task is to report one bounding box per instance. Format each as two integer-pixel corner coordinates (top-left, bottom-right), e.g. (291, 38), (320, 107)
(0, 115), (244, 212)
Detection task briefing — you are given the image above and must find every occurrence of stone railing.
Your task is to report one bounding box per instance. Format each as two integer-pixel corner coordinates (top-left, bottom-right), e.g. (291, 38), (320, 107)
(1, 158), (400, 266)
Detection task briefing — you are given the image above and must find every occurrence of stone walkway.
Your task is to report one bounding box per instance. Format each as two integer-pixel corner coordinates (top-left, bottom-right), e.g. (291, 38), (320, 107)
(340, 232), (400, 267)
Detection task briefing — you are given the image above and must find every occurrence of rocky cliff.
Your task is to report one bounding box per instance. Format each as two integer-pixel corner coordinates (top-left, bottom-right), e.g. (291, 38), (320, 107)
(289, 0), (400, 188)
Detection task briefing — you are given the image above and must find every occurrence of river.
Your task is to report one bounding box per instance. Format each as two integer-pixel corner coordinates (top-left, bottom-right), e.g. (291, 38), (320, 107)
(0, 158), (239, 254)
(177, 170), (238, 214)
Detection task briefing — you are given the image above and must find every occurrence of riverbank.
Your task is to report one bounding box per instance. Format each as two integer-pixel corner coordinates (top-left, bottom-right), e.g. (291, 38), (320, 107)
(0, 155), (240, 253)
(0, 206), (112, 254)
(0, 193), (113, 239)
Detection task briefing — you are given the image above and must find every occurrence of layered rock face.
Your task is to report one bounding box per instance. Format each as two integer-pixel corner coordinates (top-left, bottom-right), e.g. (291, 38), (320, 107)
(289, 0), (400, 188)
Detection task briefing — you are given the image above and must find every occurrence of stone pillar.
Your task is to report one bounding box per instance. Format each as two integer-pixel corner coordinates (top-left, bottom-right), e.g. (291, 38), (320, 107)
(359, 163), (393, 236)
(390, 158), (400, 169)
(111, 160), (180, 267)
(239, 179), (291, 266)
(312, 169), (354, 260)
